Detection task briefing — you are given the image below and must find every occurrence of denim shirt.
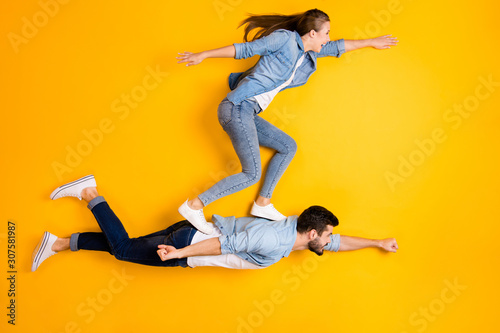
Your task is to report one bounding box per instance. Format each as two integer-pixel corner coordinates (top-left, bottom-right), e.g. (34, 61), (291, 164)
(213, 214), (341, 267)
(226, 29), (346, 105)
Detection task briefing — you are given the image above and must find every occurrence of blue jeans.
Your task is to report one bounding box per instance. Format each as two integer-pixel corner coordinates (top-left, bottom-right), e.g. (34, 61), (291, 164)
(198, 98), (297, 206)
(70, 196), (197, 267)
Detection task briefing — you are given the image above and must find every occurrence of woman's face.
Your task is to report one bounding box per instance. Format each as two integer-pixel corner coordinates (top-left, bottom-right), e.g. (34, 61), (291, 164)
(313, 21), (331, 52)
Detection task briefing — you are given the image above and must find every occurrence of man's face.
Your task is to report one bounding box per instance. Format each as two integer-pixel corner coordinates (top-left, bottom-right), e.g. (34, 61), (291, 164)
(308, 225), (334, 255)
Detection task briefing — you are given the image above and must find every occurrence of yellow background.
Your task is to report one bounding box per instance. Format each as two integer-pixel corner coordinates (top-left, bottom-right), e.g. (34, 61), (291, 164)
(1, 0), (499, 332)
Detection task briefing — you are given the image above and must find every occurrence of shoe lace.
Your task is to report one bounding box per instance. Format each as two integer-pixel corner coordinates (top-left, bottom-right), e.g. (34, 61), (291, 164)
(196, 216), (212, 233)
(194, 209), (211, 228)
(193, 206), (203, 217)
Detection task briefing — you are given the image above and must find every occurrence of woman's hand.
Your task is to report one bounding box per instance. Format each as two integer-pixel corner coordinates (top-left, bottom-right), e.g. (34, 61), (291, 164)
(370, 35), (399, 49)
(176, 52), (206, 66)
(157, 244), (179, 261)
(176, 46), (236, 66)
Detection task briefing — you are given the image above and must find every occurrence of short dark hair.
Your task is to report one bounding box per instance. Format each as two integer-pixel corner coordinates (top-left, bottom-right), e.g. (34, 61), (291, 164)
(297, 206), (339, 235)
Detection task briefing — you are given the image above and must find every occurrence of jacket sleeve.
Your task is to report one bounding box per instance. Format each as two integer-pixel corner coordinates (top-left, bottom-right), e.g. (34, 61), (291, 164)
(234, 29), (292, 59)
(324, 234), (341, 252)
(316, 39), (346, 58)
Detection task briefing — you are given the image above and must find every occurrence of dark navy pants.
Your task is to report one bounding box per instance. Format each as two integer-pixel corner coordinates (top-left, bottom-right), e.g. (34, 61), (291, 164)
(70, 196), (197, 267)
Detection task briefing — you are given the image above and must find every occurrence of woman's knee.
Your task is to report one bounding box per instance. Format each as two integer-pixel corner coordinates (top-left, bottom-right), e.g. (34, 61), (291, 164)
(283, 136), (297, 156)
(242, 164), (262, 185)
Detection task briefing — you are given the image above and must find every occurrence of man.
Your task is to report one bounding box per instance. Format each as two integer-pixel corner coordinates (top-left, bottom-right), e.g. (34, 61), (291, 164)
(32, 175), (398, 272)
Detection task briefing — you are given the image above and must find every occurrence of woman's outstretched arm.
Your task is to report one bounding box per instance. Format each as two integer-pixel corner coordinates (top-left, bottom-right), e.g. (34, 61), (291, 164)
(344, 34), (398, 52)
(176, 45), (236, 66)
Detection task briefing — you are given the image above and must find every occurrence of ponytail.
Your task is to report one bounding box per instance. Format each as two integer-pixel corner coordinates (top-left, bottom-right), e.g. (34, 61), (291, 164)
(238, 9), (330, 42)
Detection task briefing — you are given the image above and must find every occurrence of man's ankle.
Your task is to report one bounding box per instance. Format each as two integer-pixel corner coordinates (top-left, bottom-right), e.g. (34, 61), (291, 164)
(51, 238), (70, 252)
(81, 187), (98, 202)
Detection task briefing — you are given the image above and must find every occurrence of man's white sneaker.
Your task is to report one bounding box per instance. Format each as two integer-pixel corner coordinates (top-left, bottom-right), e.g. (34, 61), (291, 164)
(250, 202), (286, 221)
(50, 175), (96, 200)
(31, 232), (58, 272)
(178, 200), (214, 235)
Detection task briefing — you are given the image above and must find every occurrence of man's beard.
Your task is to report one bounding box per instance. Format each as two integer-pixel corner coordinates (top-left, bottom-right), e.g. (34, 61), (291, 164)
(308, 237), (324, 256)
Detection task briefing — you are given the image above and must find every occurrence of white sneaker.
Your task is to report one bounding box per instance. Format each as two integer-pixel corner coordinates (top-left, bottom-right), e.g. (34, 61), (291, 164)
(178, 200), (214, 235)
(250, 202), (286, 221)
(50, 175), (96, 200)
(31, 232), (58, 272)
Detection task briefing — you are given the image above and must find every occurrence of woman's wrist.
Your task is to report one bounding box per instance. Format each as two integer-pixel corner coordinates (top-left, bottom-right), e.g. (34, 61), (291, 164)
(365, 38), (376, 48)
(198, 51), (208, 61)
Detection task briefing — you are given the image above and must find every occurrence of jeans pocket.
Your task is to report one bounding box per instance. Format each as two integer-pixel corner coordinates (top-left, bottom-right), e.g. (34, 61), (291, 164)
(217, 100), (234, 127)
(243, 98), (262, 115)
(254, 103), (263, 115)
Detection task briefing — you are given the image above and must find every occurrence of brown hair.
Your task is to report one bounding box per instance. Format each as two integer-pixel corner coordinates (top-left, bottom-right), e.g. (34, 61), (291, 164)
(297, 206), (339, 235)
(239, 9), (330, 42)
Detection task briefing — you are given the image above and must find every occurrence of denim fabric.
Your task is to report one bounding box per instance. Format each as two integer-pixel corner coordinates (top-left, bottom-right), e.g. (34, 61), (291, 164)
(227, 29), (345, 104)
(215, 215), (297, 267)
(73, 196), (196, 267)
(69, 232), (80, 251)
(87, 195), (106, 210)
(197, 98), (297, 206)
(323, 234), (341, 252)
(213, 214), (340, 267)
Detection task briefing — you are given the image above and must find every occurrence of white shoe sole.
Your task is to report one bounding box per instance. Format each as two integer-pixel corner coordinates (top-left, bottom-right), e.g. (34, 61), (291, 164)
(50, 175), (96, 200)
(250, 203), (286, 221)
(32, 232), (57, 272)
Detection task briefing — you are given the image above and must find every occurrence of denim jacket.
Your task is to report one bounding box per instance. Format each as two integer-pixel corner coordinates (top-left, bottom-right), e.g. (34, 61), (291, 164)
(213, 214), (341, 267)
(226, 29), (346, 105)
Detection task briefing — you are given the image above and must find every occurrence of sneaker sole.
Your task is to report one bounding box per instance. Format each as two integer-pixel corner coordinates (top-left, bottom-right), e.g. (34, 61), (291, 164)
(250, 209), (286, 221)
(32, 232), (50, 272)
(50, 175), (95, 200)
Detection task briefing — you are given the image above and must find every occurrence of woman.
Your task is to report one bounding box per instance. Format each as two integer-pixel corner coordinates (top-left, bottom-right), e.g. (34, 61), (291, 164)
(177, 9), (397, 234)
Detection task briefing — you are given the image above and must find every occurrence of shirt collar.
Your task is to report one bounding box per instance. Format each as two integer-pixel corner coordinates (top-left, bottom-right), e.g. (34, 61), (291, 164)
(283, 216), (298, 258)
(294, 31), (305, 51)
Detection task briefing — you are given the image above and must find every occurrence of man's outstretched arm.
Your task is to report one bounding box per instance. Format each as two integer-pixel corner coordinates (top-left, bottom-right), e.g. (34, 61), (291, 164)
(338, 236), (398, 253)
(157, 238), (222, 261)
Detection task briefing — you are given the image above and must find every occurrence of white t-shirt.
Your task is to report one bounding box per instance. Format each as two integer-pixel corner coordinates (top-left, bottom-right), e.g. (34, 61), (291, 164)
(187, 224), (264, 269)
(252, 55), (305, 111)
